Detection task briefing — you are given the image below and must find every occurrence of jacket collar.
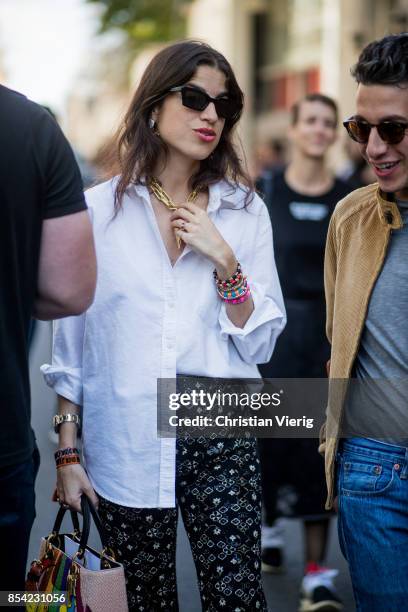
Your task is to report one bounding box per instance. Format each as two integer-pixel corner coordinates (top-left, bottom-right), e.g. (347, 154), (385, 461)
(376, 186), (403, 229)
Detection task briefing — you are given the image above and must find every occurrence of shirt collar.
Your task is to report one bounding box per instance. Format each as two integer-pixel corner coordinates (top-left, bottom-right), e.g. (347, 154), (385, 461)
(212, 180), (252, 212)
(132, 181), (150, 204)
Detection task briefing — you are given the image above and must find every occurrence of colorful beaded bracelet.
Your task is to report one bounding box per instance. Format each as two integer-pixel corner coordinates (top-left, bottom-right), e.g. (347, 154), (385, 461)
(213, 262), (252, 304)
(217, 280), (248, 301)
(213, 262), (243, 290)
(229, 285), (251, 305)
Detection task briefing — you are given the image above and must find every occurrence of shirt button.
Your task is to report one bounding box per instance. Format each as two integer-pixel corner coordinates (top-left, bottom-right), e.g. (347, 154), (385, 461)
(394, 463), (400, 470)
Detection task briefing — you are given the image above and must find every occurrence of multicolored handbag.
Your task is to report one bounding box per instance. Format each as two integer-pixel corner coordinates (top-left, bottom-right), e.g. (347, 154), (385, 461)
(25, 495), (128, 612)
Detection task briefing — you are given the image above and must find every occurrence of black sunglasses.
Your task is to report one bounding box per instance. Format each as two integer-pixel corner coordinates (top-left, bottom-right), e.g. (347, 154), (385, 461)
(169, 85), (242, 121)
(343, 118), (408, 145)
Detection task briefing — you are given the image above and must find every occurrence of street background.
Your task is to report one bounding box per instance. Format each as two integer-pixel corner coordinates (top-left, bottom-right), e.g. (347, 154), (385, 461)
(29, 323), (356, 611)
(1, 0), (407, 175)
(2, 2), (406, 609)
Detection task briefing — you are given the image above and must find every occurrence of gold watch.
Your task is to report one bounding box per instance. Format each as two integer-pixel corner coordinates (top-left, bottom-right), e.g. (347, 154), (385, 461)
(53, 413), (81, 434)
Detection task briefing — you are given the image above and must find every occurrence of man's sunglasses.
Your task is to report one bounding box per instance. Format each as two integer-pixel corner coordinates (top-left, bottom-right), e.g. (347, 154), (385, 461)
(169, 85), (242, 121)
(343, 118), (408, 145)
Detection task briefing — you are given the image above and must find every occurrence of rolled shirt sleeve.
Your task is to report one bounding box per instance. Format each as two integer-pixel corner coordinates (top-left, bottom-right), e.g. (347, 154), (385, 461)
(41, 313), (85, 405)
(218, 200), (286, 364)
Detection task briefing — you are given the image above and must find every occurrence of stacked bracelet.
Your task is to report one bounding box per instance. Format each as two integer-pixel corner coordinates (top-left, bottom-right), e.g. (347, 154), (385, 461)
(213, 262), (243, 289)
(229, 284), (251, 304)
(55, 447), (80, 469)
(213, 262), (252, 305)
(56, 456), (81, 469)
(54, 447), (79, 460)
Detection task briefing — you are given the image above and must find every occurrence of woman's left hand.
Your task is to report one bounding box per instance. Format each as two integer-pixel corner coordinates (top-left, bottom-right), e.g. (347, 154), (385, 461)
(170, 202), (236, 277)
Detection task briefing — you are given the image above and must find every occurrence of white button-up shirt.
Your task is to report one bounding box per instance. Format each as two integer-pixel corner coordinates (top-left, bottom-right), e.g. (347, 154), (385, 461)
(42, 178), (286, 508)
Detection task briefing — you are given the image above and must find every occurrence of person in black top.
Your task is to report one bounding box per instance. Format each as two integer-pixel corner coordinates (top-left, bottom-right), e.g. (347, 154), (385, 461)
(258, 93), (351, 612)
(0, 84), (97, 594)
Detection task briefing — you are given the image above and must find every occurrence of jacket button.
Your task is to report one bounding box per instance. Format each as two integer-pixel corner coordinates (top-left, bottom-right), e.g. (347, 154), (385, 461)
(394, 463), (400, 470)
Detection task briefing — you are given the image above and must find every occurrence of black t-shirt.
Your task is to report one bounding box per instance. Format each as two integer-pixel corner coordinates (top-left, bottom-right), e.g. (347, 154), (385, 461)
(258, 170), (351, 377)
(262, 171), (351, 300)
(0, 85), (87, 467)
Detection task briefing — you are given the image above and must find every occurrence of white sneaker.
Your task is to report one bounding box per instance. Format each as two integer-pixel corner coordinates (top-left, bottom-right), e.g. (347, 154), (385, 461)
(299, 568), (343, 611)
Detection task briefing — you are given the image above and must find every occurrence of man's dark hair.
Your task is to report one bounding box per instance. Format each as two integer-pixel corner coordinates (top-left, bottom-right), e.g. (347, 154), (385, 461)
(352, 32), (408, 86)
(291, 93), (338, 127)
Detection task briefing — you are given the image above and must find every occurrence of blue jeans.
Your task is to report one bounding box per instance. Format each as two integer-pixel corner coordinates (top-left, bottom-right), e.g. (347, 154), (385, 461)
(0, 448), (40, 593)
(336, 438), (408, 611)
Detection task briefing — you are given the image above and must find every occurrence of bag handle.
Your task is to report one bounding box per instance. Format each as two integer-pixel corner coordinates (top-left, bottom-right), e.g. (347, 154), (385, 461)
(50, 495), (110, 559)
(52, 506), (81, 537)
(77, 494), (110, 556)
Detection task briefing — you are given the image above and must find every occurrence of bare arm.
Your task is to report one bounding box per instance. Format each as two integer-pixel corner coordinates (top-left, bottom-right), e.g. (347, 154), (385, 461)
(57, 395), (81, 449)
(34, 210), (97, 320)
(54, 395), (99, 512)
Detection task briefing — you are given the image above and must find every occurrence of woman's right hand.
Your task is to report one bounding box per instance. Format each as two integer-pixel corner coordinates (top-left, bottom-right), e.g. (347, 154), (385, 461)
(54, 464), (99, 513)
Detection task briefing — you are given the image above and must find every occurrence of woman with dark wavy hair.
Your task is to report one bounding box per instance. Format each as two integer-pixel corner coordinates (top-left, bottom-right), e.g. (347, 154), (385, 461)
(42, 40), (285, 611)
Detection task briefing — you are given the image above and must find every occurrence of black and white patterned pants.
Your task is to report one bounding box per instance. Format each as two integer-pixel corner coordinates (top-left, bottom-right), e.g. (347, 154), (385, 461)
(97, 437), (267, 612)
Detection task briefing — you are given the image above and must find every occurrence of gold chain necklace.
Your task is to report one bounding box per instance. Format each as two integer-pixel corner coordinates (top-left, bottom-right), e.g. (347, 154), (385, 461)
(149, 177), (198, 248)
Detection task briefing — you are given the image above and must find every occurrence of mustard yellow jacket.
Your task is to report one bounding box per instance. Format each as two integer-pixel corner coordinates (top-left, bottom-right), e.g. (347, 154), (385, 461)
(321, 183), (403, 508)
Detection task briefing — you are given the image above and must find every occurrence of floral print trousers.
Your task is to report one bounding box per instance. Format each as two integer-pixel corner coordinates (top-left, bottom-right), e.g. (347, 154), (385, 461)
(97, 437), (268, 612)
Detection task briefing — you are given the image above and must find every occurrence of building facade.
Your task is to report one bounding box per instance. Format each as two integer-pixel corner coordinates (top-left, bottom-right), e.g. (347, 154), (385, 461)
(188, 0), (408, 160)
(65, 0), (407, 167)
